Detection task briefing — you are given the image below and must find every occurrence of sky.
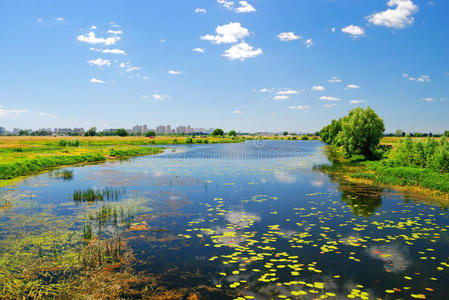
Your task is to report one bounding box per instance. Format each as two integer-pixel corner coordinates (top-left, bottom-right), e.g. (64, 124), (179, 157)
(0, 0), (448, 133)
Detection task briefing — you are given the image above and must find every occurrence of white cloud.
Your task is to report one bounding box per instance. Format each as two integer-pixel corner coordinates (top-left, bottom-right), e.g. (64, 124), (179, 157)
(274, 95), (290, 101)
(195, 8), (207, 14)
(278, 32), (301, 42)
(193, 48), (205, 53)
(56, 17), (64, 22)
(403, 73), (431, 82)
(217, 0), (234, 10)
(201, 22), (249, 44)
(331, 27), (336, 33)
(153, 94), (168, 102)
(168, 70), (182, 75)
(235, 1), (256, 13)
(223, 42), (263, 61)
(0, 105), (28, 117)
(289, 105), (309, 110)
(350, 99), (367, 104)
(108, 30), (123, 35)
(367, 0), (419, 29)
(320, 96), (340, 101)
(37, 18), (43, 23)
(259, 88), (269, 93)
(328, 76), (342, 83)
(90, 25), (97, 30)
(103, 49), (126, 55)
(305, 39), (313, 48)
(141, 95), (149, 99)
(423, 97), (435, 102)
(324, 103), (337, 108)
(341, 25), (365, 38)
(119, 62), (141, 72)
(88, 58), (111, 67)
(77, 31), (120, 46)
(346, 84), (361, 89)
(90, 78), (105, 84)
(312, 85), (325, 91)
(233, 110), (243, 114)
(277, 89), (298, 95)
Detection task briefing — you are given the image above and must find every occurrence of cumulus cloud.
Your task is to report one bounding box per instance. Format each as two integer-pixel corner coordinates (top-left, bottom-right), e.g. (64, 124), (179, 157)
(328, 76), (342, 83)
(350, 99), (367, 104)
(119, 62), (141, 72)
(312, 85), (325, 91)
(423, 97), (435, 102)
(320, 96), (340, 101)
(324, 103), (337, 108)
(367, 0), (419, 29)
(90, 78), (105, 84)
(341, 25), (365, 37)
(277, 89), (299, 95)
(233, 110), (243, 114)
(108, 30), (123, 35)
(278, 32), (301, 42)
(346, 84), (361, 89)
(153, 94), (169, 102)
(403, 73), (431, 82)
(168, 70), (182, 75)
(201, 22), (249, 44)
(235, 1), (256, 13)
(223, 42), (262, 61)
(289, 105), (309, 110)
(195, 8), (207, 14)
(305, 39), (313, 48)
(193, 48), (205, 53)
(77, 31), (120, 46)
(274, 95), (290, 101)
(217, 0), (234, 10)
(88, 58), (111, 67)
(56, 17), (64, 22)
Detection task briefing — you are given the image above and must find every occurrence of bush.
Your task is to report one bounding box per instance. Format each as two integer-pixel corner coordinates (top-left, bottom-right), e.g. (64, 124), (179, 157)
(212, 129), (224, 137)
(186, 138), (193, 144)
(385, 137), (449, 173)
(301, 136), (309, 141)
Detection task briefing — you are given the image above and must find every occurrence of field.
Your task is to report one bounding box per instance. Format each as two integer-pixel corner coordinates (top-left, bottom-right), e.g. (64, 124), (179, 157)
(0, 136), (243, 186)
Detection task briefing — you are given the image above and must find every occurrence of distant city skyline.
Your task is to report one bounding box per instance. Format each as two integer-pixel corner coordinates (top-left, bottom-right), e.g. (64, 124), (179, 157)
(0, 1), (448, 133)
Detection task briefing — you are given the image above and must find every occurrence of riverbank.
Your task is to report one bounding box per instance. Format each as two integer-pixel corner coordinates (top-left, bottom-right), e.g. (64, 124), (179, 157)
(318, 146), (449, 202)
(0, 136), (243, 187)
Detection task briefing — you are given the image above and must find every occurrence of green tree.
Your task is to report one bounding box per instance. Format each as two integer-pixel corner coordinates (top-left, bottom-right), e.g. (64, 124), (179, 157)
(228, 130), (237, 137)
(116, 128), (129, 137)
(283, 131), (289, 136)
(145, 130), (156, 137)
(85, 127), (97, 137)
(395, 129), (404, 137)
(212, 128), (224, 136)
(444, 131), (449, 138)
(320, 119), (342, 145)
(335, 107), (385, 158)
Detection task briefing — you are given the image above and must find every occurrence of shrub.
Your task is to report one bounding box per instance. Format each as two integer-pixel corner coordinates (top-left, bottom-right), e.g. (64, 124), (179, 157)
(186, 138), (193, 144)
(212, 129), (224, 137)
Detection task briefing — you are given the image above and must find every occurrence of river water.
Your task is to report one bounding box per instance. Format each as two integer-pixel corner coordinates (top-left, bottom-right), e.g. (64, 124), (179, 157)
(1, 140), (448, 299)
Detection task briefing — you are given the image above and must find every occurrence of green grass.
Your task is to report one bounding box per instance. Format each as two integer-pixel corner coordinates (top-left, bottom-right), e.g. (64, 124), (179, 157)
(0, 154), (106, 180)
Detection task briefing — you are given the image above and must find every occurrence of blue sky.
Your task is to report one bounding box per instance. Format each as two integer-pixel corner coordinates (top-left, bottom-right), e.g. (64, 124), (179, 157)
(0, 0), (448, 133)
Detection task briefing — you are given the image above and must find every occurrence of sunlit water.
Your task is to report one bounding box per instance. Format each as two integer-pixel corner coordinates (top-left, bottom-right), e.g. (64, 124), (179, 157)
(1, 141), (448, 299)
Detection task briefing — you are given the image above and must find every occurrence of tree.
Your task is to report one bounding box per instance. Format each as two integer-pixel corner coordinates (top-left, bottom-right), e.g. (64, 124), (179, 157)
(444, 131), (449, 138)
(228, 130), (237, 137)
(320, 119), (342, 145)
(145, 130), (156, 137)
(335, 107), (385, 158)
(395, 129), (404, 137)
(212, 128), (224, 136)
(283, 131), (289, 136)
(85, 127), (97, 137)
(116, 128), (129, 137)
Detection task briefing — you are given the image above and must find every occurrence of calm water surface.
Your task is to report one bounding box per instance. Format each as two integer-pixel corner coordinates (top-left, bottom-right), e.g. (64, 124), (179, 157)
(1, 141), (448, 299)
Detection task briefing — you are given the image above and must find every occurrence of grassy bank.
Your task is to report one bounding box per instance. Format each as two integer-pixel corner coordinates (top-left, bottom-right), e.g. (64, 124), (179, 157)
(319, 146), (449, 200)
